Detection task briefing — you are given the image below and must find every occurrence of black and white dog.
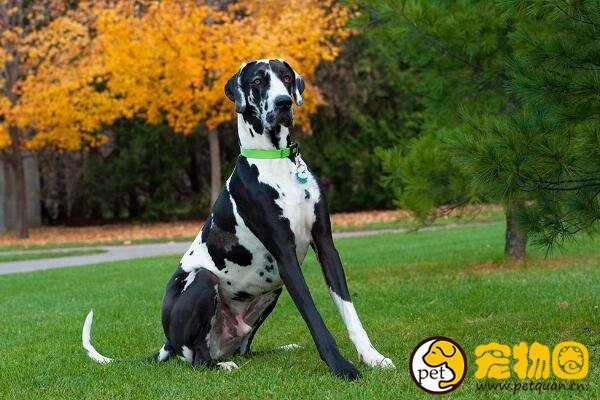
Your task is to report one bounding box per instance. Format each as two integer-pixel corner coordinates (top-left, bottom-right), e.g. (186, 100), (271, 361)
(82, 59), (394, 380)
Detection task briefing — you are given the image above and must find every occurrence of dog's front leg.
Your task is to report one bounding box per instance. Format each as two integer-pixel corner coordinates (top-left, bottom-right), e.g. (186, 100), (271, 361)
(311, 197), (395, 369)
(275, 246), (360, 380)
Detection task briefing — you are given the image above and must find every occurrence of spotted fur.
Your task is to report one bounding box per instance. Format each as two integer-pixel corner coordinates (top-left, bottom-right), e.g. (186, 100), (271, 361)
(81, 59), (393, 379)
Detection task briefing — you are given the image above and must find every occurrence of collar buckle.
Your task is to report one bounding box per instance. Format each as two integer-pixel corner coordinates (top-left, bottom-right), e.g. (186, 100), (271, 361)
(289, 142), (300, 157)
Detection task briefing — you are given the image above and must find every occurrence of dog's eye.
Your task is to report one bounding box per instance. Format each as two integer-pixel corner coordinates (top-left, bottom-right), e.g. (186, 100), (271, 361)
(283, 75), (292, 83)
(252, 78), (262, 85)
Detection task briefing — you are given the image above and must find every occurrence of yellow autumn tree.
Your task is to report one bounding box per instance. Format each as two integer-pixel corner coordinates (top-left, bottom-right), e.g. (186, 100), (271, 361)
(88, 0), (350, 202)
(4, 0), (350, 237)
(92, 0), (349, 132)
(0, 1), (109, 238)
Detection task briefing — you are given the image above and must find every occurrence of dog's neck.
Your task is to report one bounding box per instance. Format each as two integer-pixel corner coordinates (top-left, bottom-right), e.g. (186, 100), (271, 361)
(237, 114), (291, 150)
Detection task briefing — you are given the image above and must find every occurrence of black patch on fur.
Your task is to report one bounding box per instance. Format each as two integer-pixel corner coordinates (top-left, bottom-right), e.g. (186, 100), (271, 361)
(201, 214), (212, 243)
(228, 157), (294, 254)
(227, 244), (253, 266)
(268, 125), (281, 149)
(310, 192), (352, 302)
(305, 190), (310, 200)
(201, 188), (253, 269)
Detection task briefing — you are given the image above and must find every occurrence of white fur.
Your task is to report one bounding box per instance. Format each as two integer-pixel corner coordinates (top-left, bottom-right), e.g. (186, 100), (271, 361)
(179, 229), (217, 273)
(329, 290), (395, 369)
(267, 69), (291, 103)
(180, 345), (194, 363)
(81, 310), (113, 364)
(182, 270), (197, 292)
(236, 114), (291, 150)
(158, 345), (170, 361)
(235, 62), (247, 110)
(294, 78), (303, 105)
(278, 343), (301, 350)
(246, 156), (320, 263)
(217, 361), (239, 371)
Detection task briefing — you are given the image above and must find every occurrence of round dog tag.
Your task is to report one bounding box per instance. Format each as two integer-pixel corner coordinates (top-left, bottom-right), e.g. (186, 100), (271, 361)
(295, 170), (308, 184)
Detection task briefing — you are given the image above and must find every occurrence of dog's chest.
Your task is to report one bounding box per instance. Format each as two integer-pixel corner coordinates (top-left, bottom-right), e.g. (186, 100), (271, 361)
(250, 156), (320, 253)
(221, 158), (318, 295)
(180, 156), (320, 298)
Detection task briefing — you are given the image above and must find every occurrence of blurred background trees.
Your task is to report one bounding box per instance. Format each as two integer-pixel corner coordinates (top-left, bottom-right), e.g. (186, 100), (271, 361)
(1, 0), (349, 233)
(1, 0), (598, 261)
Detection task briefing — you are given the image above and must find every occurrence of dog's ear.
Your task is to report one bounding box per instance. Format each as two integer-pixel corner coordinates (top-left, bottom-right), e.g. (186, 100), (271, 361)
(282, 60), (305, 106)
(294, 74), (305, 106)
(224, 62), (247, 113)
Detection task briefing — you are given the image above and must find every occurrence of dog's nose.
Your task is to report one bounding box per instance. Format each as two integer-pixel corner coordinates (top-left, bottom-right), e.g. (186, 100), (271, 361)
(275, 95), (292, 110)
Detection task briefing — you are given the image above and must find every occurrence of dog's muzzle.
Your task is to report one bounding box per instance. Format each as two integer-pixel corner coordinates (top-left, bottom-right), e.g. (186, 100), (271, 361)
(273, 95), (294, 127)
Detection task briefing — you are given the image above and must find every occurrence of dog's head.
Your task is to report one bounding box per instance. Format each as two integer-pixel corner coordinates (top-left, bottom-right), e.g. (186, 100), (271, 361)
(225, 59), (304, 135)
(423, 340), (459, 367)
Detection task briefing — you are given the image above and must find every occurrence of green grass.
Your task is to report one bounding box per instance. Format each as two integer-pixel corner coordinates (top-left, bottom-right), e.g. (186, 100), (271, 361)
(331, 209), (505, 233)
(0, 248), (107, 263)
(0, 222), (598, 399)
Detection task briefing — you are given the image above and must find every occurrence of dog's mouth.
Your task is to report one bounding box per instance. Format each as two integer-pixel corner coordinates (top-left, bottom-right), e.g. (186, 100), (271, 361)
(279, 115), (293, 127)
(267, 109), (294, 128)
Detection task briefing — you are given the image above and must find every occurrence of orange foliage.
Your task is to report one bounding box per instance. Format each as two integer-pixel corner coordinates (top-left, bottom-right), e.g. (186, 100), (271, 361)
(2, 0), (351, 151)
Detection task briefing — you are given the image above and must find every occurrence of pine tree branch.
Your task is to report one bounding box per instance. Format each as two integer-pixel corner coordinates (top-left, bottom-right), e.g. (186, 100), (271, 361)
(556, 3), (600, 27)
(517, 171), (600, 191)
(405, 18), (485, 73)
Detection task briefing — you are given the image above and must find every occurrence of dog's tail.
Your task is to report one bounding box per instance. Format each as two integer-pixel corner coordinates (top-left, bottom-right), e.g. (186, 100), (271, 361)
(82, 310), (114, 363)
(82, 309), (165, 364)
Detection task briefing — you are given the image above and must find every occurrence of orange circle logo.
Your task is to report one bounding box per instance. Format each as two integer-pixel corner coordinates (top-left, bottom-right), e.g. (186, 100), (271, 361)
(409, 336), (467, 394)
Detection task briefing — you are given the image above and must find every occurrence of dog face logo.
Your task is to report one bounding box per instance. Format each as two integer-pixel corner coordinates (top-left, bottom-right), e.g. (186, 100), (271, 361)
(224, 59), (304, 135)
(409, 336), (467, 394)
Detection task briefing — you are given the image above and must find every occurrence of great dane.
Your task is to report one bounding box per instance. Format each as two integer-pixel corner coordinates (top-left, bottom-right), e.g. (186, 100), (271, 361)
(82, 59), (394, 380)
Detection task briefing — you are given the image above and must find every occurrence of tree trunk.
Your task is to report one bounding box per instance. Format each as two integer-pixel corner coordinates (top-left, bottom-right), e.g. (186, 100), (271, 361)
(12, 152), (29, 238)
(505, 206), (527, 261)
(208, 128), (221, 204)
(0, 157), (8, 231)
(24, 155), (41, 227)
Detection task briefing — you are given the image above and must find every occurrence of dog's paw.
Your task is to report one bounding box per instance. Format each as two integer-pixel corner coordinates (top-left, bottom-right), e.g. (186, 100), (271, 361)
(359, 351), (396, 369)
(330, 358), (361, 381)
(217, 361), (239, 371)
(278, 343), (301, 351)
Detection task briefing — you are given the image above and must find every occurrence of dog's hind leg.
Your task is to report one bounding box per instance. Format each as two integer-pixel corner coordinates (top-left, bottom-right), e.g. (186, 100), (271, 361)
(311, 196), (395, 369)
(167, 269), (235, 370)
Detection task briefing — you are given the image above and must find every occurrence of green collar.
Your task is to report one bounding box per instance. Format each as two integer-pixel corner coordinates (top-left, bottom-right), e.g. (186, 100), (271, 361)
(240, 142), (299, 159)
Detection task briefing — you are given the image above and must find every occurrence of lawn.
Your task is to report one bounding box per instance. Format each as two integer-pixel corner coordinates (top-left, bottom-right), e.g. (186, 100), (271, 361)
(0, 248), (107, 263)
(0, 223), (597, 399)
